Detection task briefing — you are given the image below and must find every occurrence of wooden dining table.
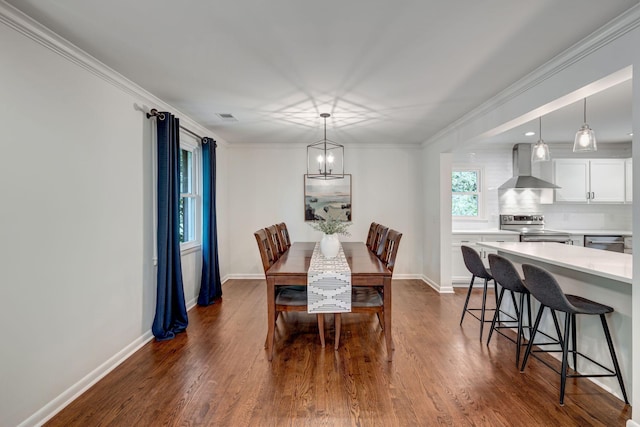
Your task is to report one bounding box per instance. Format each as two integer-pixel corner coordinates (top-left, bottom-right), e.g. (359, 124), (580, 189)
(265, 242), (394, 361)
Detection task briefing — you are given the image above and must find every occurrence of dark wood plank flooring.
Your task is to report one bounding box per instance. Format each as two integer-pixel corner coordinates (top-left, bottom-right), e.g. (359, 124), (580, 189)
(46, 279), (631, 426)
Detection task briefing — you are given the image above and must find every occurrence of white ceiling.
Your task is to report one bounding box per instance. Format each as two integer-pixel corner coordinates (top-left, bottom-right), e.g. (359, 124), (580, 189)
(7, 0), (639, 146)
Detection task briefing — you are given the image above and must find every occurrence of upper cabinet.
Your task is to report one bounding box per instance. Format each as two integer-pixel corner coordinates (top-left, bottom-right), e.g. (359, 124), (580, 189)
(553, 159), (626, 203)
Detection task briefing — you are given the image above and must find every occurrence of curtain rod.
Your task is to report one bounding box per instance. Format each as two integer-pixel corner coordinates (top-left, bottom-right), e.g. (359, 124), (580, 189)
(146, 108), (212, 143)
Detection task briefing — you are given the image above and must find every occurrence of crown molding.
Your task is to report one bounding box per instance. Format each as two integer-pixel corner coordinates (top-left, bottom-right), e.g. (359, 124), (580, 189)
(423, 4), (640, 148)
(0, 1), (227, 147)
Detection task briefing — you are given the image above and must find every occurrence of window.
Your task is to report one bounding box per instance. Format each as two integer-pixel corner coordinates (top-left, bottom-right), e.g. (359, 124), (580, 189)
(452, 167), (483, 217)
(178, 136), (200, 248)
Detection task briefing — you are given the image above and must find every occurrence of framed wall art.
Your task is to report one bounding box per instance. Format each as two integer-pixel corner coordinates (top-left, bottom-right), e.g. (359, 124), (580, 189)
(304, 174), (352, 222)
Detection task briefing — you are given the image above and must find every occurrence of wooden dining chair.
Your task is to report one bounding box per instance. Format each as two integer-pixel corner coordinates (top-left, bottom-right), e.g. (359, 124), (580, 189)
(254, 229), (325, 348)
(276, 222), (291, 249)
(371, 225), (389, 256)
(266, 224), (286, 258)
(366, 222), (378, 249)
(334, 229), (402, 350)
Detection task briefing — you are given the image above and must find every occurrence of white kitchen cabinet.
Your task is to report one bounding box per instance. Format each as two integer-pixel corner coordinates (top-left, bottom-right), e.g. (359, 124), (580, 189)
(625, 158), (632, 203)
(553, 159), (626, 203)
(452, 233), (519, 284)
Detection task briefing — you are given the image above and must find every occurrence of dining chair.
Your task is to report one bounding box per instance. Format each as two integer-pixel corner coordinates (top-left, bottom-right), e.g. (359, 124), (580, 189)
(276, 222), (291, 249)
(254, 229), (325, 347)
(366, 222), (378, 249)
(334, 229), (402, 350)
(266, 224), (286, 258)
(371, 224), (389, 257)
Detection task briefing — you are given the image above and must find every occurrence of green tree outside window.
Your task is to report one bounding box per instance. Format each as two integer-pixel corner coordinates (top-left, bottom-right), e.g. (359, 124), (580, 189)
(452, 170), (480, 217)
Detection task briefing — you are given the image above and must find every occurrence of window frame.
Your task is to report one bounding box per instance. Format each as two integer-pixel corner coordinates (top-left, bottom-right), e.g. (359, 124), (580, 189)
(178, 133), (202, 252)
(451, 165), (485, 220)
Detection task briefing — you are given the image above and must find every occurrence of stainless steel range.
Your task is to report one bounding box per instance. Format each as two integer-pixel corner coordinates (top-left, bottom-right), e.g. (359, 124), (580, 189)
(500, 214), (570, 243)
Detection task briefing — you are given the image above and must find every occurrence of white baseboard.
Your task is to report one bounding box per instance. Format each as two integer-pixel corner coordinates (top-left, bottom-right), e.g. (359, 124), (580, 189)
(421, 275), (455, 294)
(20, 330), (155, 427)
(626, 419), (639, 427)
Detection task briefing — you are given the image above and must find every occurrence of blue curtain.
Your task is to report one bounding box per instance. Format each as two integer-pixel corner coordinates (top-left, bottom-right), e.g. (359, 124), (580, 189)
(152, 112), (188, 340)
(198, 137), (222, 305)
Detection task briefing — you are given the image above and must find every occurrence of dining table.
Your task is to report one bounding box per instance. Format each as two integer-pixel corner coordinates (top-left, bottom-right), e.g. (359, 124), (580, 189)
(265, 241), (394, 361)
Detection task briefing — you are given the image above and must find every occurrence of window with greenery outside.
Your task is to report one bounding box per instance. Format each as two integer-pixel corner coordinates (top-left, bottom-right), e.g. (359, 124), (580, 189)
(452, 170), (480, 217)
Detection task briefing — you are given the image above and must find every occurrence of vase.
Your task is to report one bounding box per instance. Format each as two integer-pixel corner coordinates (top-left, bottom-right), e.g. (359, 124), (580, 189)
(320, 233), (340, 258)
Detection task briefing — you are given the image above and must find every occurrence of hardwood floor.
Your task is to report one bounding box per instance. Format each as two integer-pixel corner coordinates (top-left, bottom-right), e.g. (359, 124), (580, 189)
(46, 279), (631, 426)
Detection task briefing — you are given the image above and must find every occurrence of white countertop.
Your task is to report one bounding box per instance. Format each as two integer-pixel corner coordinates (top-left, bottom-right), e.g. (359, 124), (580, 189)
(452, 229), (519, 235)
(477, 241), (632, 284)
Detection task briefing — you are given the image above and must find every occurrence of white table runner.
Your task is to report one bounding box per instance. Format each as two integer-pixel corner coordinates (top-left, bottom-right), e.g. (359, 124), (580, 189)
(307, 243), (352, 313)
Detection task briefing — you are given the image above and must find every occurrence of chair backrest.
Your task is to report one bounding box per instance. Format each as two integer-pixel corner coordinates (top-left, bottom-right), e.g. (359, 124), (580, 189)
(379, 229), (402, 273)
(460, 245), (492, 279)
(521, 264), (576, 312)
(366, 222), (378, 249)
(276, 222), (291, 248)
(266, 225), (285, 258)
(488, 254), (528, 294)
(254, 229), (277, 273)
(372, 225), (389, 256)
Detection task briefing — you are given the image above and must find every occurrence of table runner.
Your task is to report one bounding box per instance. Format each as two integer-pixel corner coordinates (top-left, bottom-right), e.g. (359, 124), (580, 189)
(307, 242), (352, 313)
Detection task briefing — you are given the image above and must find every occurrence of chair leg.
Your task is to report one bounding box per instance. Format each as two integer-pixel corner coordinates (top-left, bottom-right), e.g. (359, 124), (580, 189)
(515, 291), (525, 367)
(525, 293), (533, 341)
(334, 313), (341, 350)
(571, 314), (577, 371)
(600, 314), (629, 404)
(479, 278), (489, 340)
(550, 310), (564, 349)
(521, 304), (545, 372)
(460, 275), (476, 325)
(486, 287), (505, 346)
(317, 314), (325, 348)
(560, 313), (571, 405)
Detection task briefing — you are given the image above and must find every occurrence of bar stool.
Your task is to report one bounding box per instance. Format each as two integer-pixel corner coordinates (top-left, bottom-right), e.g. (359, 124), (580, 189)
(520, 263), (628, 405)
(459, 245), (496, 340)
(486, 254), (533, 367)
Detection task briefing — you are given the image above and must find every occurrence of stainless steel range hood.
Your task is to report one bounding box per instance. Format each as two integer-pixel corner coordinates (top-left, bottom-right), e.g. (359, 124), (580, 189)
(498, 144), (559, 189)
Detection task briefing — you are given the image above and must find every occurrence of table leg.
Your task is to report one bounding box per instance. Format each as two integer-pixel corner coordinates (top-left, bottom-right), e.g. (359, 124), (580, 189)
(266, 277), (276, 361)
(383, 277), (393, 361)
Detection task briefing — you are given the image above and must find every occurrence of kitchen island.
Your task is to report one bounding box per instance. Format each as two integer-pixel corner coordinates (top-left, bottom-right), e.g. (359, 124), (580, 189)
(477, 241), (632, 403)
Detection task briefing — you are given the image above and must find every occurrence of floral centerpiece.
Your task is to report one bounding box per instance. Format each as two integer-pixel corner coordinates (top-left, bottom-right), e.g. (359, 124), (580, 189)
(308, 218), (351, 258)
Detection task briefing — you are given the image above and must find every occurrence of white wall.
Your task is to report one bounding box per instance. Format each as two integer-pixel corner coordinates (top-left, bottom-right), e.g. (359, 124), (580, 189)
(0, 10), (223, 426)
(227, 144), (423, 278)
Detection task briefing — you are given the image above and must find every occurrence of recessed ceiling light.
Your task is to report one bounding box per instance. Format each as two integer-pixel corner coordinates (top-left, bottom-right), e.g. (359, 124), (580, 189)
(629, 132), (634, 137)
(524, 131), (535, 137)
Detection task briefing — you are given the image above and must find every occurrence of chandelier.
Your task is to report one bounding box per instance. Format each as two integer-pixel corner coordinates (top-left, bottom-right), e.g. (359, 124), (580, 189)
(306, 113), (344, 180)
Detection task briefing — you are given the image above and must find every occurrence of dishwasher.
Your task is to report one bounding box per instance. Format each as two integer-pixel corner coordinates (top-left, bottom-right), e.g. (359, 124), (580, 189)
(584, 235), (625, 252)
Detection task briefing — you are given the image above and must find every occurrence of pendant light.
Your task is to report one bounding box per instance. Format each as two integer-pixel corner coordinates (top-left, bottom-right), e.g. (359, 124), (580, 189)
(573, 97), (597, 152)
(532, 116), (550, 162)
(306, 113), (345, 180)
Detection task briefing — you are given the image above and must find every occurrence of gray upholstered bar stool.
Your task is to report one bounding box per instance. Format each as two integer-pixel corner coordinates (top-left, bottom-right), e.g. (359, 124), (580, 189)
(459, 245), (496, 340)
(486, 254), (533, 367)
(520, 263), (628, 405)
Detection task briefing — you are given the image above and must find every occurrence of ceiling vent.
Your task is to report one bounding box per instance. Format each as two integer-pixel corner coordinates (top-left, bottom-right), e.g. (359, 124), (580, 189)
(217, 113), (237, 122)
